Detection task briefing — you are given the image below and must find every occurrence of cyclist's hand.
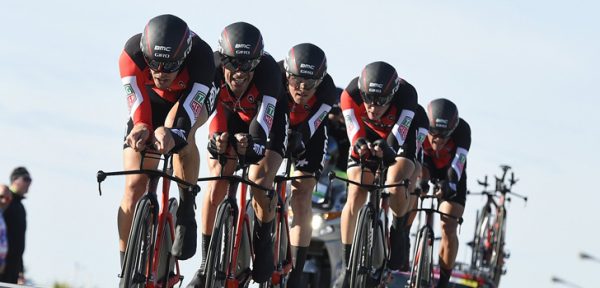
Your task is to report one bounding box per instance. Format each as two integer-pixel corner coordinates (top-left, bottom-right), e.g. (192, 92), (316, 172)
(434, 179), (457, 199)
(215, 132), (230, 154)
(125, 124), (150, 152)
(234, 133), (250, 155)
(153, 127), (175, 154)
(353, 138), (371, 159)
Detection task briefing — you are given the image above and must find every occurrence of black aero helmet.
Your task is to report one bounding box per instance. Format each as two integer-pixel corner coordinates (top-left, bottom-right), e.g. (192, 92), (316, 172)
(218, 22), (264, 60)
(140, 14), (192, 72)
(358, 61), (400, 106)
(284, 43), (327, 79)
(427, 98), (459, 138)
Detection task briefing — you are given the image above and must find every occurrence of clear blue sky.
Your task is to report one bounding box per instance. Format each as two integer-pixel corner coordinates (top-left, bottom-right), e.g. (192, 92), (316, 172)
(1, 1), (598, 287)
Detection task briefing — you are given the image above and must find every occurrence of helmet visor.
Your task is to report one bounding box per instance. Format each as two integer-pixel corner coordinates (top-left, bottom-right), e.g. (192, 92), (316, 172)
(287, 74), (322, 90)
(360, 91), (394, 106)
(221, 55), (261, 72)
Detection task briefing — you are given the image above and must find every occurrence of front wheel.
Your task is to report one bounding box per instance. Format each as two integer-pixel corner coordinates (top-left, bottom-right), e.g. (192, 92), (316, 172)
(349, 206), (375, 287)
(122, 196), (155, 288)
(409, 227), (433, 288)
(490, 210), (506, 286)
(205, 199), (238, 288)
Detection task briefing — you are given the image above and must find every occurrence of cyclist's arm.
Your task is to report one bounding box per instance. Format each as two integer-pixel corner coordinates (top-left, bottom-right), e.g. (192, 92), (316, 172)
(447, 119), (472, 183)
(119, 34), (153, 136)
(340, 79), (368, 159)
(387, 81), (419, 159)
(247, 53), (283, 162)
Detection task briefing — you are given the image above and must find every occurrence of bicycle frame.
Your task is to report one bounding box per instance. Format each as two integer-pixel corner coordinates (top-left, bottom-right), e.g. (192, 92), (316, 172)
(269, 156), (314, 286)
(330, 159), (409, 286)
(197, 155), (272, 287)
(97, 151), (200, 288)
(408, 185), (463, 288)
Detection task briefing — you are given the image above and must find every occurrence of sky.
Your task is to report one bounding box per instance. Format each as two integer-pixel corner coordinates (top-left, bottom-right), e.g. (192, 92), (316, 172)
(1, 0), (599, 287)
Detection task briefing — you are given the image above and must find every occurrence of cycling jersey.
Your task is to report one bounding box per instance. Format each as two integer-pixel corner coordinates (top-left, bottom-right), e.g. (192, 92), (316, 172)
(423, 118), (471, 206)
(279, 61), (337, 175)
(119, 32), (216, 151)
(209, 52), (287, 161)
(341, 77), (419, 168)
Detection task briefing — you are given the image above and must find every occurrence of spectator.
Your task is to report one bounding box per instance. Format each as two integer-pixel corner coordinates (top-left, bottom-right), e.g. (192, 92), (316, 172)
(0, 167), (31, 284)
(0, 185), (11, 274)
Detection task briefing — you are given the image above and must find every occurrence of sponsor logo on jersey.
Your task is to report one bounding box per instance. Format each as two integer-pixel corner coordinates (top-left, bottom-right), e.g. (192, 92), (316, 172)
(345, 114), (354, 131)
(191, 91), (207, 118)
(253, 143), (266, 156)
(264, 103), (275, 129)
(124, 84), (135, 110)
(398, 115), (413, 141)
(248, 95), (255, 103)
(313, 111), (328, 129)
(457, 153), (467, 172)
(296, 159), (309, 167)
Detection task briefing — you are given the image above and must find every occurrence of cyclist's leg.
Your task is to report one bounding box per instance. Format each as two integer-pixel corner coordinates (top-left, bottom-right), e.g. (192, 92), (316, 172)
(389, 160), (420, 271)
(248, 149), (283, 283)
(386, 156), (414, 270)
(288, 126), (326, 286)
(168, 110), (206, 260)
(119, 146), (160, 264)
(436, 184), (466, 288)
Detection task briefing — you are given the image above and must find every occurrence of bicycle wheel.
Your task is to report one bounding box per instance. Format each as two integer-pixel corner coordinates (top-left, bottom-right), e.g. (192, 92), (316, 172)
(470, 207), (491, 269)
(349, 205), (375, 287)
(157, 198), (178, 284)
(490, 210), (506, 286)
(409, 227), (433, 288)
(122, 196), (155, 288)
(205, 199), (238, 288)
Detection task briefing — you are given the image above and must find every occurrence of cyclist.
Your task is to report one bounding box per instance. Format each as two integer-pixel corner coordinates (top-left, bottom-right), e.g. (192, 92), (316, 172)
(335, 61), (420, 287)
(277, 43), (337, 286)
(416, 98), (471, 288)
(188, 22), (287, 286)
(118, 14), (215, 269)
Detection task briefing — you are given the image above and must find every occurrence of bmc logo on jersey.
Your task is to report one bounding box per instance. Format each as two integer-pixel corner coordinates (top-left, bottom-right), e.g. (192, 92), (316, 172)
(191, 91), (207, 118)
(264, 103), (275, 129)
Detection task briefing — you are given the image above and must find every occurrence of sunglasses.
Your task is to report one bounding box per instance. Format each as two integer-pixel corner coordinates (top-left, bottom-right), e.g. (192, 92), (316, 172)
(221, 56), (261, 72)
(360, 91), (394, 106)
(145, 57), (185, 73)
(21, 176), (32, 183)
(429, 128), (452, 139)
(287, 75), (321, 90)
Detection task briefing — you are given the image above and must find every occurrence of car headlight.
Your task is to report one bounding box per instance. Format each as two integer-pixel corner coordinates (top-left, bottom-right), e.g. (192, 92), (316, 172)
(311, 214), (324, 230)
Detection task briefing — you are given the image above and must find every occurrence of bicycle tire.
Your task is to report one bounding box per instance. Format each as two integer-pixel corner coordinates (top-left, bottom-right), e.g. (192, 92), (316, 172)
(205, 199), (237, 288)
(471, 207), (491, 269)
(409, 227), (433, 288)
(490, 210), (506, 286)
(349, 205), (374, 287)
(122, 196), (154, 288)
(157, 198), (178, 284)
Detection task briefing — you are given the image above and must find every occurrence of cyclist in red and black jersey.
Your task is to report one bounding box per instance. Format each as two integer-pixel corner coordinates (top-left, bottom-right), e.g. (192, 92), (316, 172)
(277, 43), (337, 286)
(118, 14), (215, 266)
(189, 22), (287, 286)
(335, 61), (420, 287)
(417, 98), (471, 288)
